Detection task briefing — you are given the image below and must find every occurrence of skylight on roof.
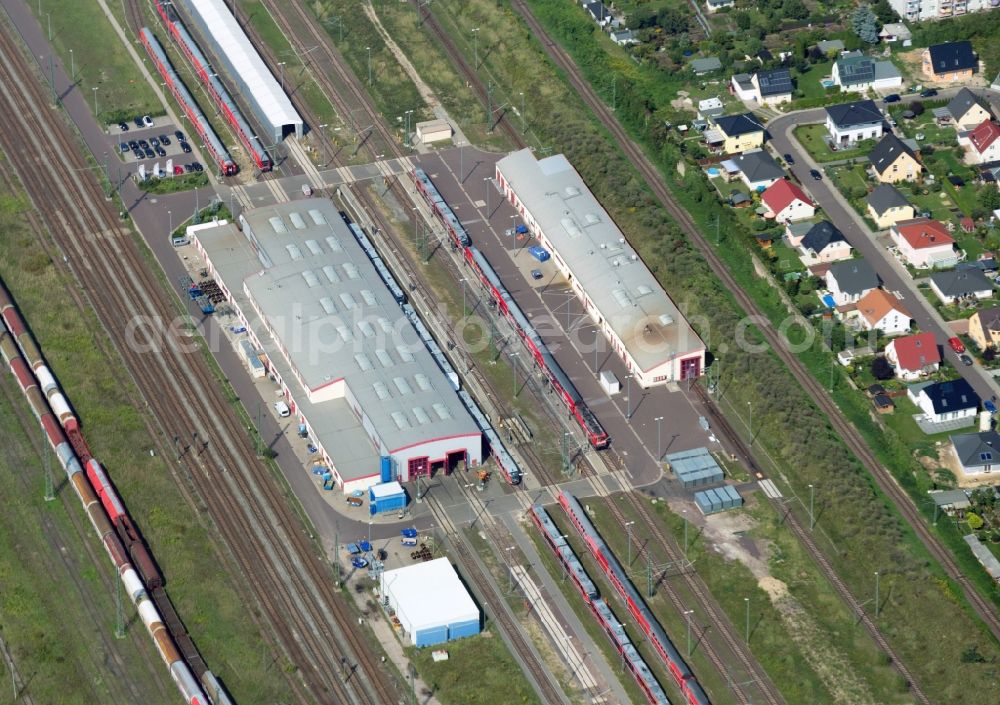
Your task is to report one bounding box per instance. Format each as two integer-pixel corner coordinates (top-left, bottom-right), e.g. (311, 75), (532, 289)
(285, 244), (303, 261)
(612, 288), (632, 308)
(343, 263), (360, 280)
(373, 381), (391, 400)
(305, 239), (323, 255)
(339, 292), (357, 310)
(322, 265), (340, 283)
(396, 345), (415, 363)
(301, 270), (319, 288)
(269, 216), (287, 234)
(981, 452), (993, 462)
(391, 411), (410, 430)
(393, 377), (413, 395)
(375, 349), (393, 367)
(308, 209), (326, 226)
(412, 407), (431, 425)
(354, 353), (373, 371)
(360, 289), (377, 306)
(635, 284), (653, 296)
(337, 325), (353, 342)
(319, 297), (337, 315)
(414, 373), (432, 391)
(357, 320), (375, 338)
(377, 317), (393, 334)
(561, 217), (582, 239)
(289, 212), (306, 230)
(326, 236), (343, 253)
(432, 403), (452, 420)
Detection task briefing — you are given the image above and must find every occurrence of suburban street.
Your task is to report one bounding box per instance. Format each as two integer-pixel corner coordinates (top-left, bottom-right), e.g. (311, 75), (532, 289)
(768, 87), (1000, 405)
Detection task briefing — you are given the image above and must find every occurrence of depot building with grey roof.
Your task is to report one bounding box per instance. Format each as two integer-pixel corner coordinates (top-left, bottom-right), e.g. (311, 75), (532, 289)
(495, 149), (705, 387)
(191, 200), (482, 492)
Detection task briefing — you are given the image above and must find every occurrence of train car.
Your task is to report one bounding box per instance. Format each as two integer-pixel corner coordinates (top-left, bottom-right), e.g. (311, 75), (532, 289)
(559, 491), (709, 705)
(139, 28), (237, 176)
(457, 390), (521, 485)
(0, 317), (208, 705)
(154, 1), (271, 171)
(410, 169), (470, 248)
(529, 505), (670, 705)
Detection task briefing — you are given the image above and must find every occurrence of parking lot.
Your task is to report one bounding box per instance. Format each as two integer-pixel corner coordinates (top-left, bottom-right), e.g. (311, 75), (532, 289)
(109, 114), (202, 175)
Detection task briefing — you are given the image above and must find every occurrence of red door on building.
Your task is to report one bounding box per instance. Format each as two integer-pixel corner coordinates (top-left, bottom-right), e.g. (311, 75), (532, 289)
(407, 456), (429, 479)
(680, 357), (701, 380)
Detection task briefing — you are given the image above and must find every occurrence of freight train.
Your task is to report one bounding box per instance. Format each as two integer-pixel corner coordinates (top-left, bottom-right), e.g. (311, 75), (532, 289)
(340, 211), (522, 485)
(153, 1), (272, 172)
(139, 27), (237, 176)
(530, 504), (670, 705)
(0, 283), (232, 705)
(410, 168), (610, 450)
(558, 491), (710, 705)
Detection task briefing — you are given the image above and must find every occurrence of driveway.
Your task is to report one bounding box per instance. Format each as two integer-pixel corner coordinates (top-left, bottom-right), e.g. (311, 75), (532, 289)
(766, 87), (1000, 404)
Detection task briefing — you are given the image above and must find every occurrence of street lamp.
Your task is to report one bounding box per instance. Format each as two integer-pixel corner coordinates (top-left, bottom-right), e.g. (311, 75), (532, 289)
(92, 86), (99, 119)
(874, 571), (880, 618)
(809, 484), (815, 531)
(684, 610), (694, 657)
(519, 91), (525, 130)
(744, 597), (750, 645)
(69, 48), (74, 80)
(625, 521), (635, 566)
(505, 546), (516, 593)
(625, 374), (634, 419)
(654, 416), (664, 461)
(366, 46), (372, 85)
(511, 351), (520, 398)
(747, 400), (753, 448)
(483, 176), (492, 217)
(471, 28), (480, 69)
(277, 61), (287, 92)
(168, 210), (172, 237)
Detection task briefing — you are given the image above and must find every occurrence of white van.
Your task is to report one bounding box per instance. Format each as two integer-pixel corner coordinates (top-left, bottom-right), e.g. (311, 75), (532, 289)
(274, 401), (290, 418)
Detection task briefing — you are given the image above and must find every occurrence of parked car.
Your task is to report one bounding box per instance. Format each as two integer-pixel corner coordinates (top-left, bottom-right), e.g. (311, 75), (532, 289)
(143, 147), (154, 159)
(119, 142), (130, 153)
(155, 146), (166, 157)
(174, 130), (185, 141)
(920, 88), (938, 98)
(117, 122), (129, 132)
(531, 269), (543, 280)
(179, 141), (192, 154)
(948, 337), (966, 354)
(783, 153), (795, 165)
(141, 115), (154, 128)
(190, 162), (203, 172)
(809, 169), (822, 181)
(138, 139), (149, 149)
(133, 116), (144, 128)
(960, 354), (974, 366)
(128, 140), (139, 151)
(159, 135), (171, 145)
(173, 165), (184, 176)
(149, 137), (160, 147)
(884, 94), (901, 103)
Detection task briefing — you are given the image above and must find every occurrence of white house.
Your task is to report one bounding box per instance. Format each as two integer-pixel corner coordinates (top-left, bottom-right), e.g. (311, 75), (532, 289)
(797, 221), (853, 265)
(825, 258), (880, 306)
(825, 100), (884, 146)
(831, 53), (903, 93)
(960, 120), (1000, 165)
(929, 269), (993, 305)
(856, 288), (912, 335)
(908, 379), (980, 425)
(885, 332), (940, 381)
(890, 218), (960, 269)
(761, 179), (815, 223)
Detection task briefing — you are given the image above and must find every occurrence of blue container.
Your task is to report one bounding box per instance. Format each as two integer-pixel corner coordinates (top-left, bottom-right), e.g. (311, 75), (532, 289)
(380, 456), (393, 483)
(415, 625), (449, 647)
(448, 619), (481, 640)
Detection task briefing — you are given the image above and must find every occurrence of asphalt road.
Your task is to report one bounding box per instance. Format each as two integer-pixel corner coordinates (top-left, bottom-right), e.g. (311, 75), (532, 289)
(768, 87), (1000, 405)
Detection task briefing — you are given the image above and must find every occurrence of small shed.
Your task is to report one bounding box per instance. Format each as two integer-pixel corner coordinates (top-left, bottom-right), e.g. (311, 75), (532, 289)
(380, 558), (480, 646)
(415, 119), (453, 144)
(369, 481), (407, 516)
(694, 485), (743, 514)
(873, 393), (895, 414)
(666, 448), (724, 488)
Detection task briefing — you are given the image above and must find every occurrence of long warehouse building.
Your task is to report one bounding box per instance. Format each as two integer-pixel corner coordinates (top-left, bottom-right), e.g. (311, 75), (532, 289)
(192, 200), (482, 493)
(173, 0), (303, 142)
(495, 148), (705, 388)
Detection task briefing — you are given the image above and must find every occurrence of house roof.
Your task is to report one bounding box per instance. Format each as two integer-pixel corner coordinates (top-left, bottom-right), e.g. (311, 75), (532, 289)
(951, 431), (1000, 469)
(756, 68), (792, 97)
(732, 73), (754, 91)
(826, 100), (883, 128)
(893, 218), (955, 249)
(857, 288), (910, 326)
(926, 41), (977, 75)
(969, 120), (1000, 155)
(868, 133), (917, 176)
(867, 184), (910, 216)
(800, 220), (845, 253)
(931, 268), (993, 297)
(827, 258), (879, 294)
(879, 23), (912, 41)
(761, 178), (812, 214)
(732, 150), (784, 183)
(890, 332), (940, 371)
(714, 113), (765, 137)
(947, 88), (989, 121)
(973, 306), (1000, 333)
(917, 378), (980, 415)
(691, 57), (723, 74)
(874, 61), (901, 82)
(835, 54), (875, 86)
(817, 39), (845, 54)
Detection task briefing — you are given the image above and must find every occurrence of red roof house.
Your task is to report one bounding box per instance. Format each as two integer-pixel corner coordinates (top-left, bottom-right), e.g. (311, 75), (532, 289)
(761, 179), (815, 223)
(964, 120), (1000, 164)
(885, 332), (940, 381)
(889, 218), (959, 268)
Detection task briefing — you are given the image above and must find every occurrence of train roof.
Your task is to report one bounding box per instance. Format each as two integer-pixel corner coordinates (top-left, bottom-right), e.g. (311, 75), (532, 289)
(193, 200), (479, 477)
(496, 149), (705, 374)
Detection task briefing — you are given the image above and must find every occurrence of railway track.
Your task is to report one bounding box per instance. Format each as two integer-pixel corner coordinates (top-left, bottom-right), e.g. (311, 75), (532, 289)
(594, 483), (784, 705)
(0, 20), (395, 705)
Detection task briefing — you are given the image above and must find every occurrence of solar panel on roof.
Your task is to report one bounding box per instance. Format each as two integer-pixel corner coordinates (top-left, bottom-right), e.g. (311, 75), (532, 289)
(305, 239), (323, 255)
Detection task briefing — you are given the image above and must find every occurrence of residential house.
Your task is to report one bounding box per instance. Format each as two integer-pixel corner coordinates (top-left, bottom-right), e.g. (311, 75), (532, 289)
(761, 179), (815, 223)
(959, 120), (1000, 165)
(922, 41), (977, 82)
(856, 288), (912, 335)
(946, 88), (993, 130)
(885, 332), (940, 381)
(966, 306), (1000, 350)
(705, 0), (735, 11)
(878, 23), (912, 44)
(784, 221), (815, 247)
(816, 39), (845, 56)
(797, 220), (852, 264)
(869, 133), (922, 184)
(890, 218), (960, 268)
(751, 69), (794, 107)
(584, 2), (613, 25)
(729, 150), (785, 191)
(698, 97), (725, 119)
(610, 29), (638, 47)
(710, 113), (766, 154)
(825, 100), (884, 146)
(826, 258), (880, 305)
(929, 268), (993, 304)
(909, 378), (980, 424)
(867, 184), (915, 228)
(730, 73), (756, 101)
(831, 53), (903, 93)
(691, 57), (723, 76)
(950, 431), (1000, 478)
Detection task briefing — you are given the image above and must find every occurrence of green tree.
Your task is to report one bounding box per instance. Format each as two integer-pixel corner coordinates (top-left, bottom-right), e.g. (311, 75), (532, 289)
(735, 12), (752, 30)
(782, 0), (810, 20)
(910, 100), (925, 116)
(871, 356), (894, 380)
(979, 183), (1000, 212)
(872, 0), (898, 24)
(967, 512), (985, 530)
(852, 5), (879, 45)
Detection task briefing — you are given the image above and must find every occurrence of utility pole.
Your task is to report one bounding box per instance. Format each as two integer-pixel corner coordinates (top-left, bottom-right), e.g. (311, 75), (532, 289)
(334, 531), (341, 586)
(256, 401), (263, 457)
(747, 400), (753, 448)
(685, 610), (694, 657)
(874, 571), (880, 618)
(519, 91), (525, 131)
(626, 374), (633, 419)
(366, 46), (372, 85)
(115, 578), (125, 639)
(611, 75), (616, 111)
(646, 554), (653, 598)
(744, 597), (750, 645)
(471, 28), (480, 69)
(625, 521), (635, 567)
(655, 416), (664, 461)
(43, 428), (54, 501)
(682, 509), (689, 555)
(809, 484), (815, 531)
(511, 352), (519, 398)
(69, 48), (74, 81)
(487, 82), (494, 132)
(48, 55), (56, 105)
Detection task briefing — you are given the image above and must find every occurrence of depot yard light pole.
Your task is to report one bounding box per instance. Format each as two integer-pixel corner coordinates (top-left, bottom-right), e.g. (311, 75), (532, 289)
(471, 27), (480, 69)
(625, 374), (634, 419)
(875, 571), (880, 618)
(684, 609), (694, 657)
(511, 351), (520, 398)
(366, 46), (372, 85)
(69, 48), (74, 81)
(747, 400), (753, 448)
(809, 484), (815, 531)
(625, 520), (635, 567)
(505, 546), (516, 593)
(278, 61), (286, 92)
(655, 416), (664, 461)
(92, 86), (99, 119)
(168, 210), (172, 237)
(744, 597), (750, 645)
(484, 176), (492, 217)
